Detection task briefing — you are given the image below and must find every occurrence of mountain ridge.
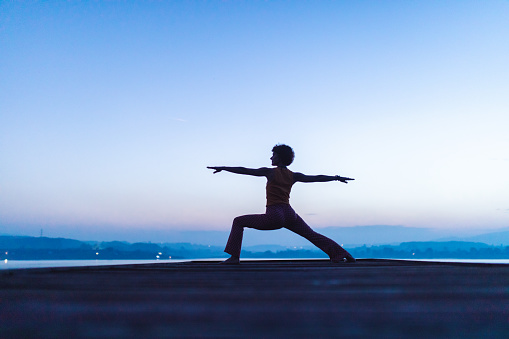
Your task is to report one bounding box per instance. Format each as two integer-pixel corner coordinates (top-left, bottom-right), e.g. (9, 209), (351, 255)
(3, 225), (509, 248)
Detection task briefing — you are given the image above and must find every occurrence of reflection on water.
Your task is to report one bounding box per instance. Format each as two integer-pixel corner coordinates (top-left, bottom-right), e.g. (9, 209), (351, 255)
(402, 259), (509, 264)
(0, 259), (186, 270)
(1, 258), (509, 270)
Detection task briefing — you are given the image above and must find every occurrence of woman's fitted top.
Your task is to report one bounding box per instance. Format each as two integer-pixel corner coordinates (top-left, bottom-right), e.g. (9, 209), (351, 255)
(266, 167), (294, 206)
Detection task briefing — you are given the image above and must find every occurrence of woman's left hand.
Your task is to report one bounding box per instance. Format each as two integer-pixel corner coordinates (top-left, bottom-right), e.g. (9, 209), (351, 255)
(336, 176), (354, 183)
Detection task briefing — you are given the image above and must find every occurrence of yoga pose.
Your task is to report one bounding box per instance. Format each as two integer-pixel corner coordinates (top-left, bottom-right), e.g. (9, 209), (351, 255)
(208, 144), (356, 264)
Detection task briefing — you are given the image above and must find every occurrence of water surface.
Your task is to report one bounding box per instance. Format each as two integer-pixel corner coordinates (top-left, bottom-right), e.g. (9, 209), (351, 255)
(2, 258), (509, 270)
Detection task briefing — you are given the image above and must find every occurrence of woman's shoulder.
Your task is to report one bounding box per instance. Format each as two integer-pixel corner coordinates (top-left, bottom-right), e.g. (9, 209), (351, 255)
(254, 167), (273, 177)
(291, 171), (305, 181)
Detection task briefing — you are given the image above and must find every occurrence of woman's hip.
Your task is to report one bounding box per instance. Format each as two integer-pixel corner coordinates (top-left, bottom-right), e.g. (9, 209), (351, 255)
(266, 204), (297, 224)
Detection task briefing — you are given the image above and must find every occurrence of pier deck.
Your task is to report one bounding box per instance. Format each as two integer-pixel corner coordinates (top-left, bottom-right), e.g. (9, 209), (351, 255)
(1, 259), (509, 338)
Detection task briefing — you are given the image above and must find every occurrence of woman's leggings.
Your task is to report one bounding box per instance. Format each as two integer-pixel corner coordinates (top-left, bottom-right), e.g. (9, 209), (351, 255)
(224, 204), (350, 261)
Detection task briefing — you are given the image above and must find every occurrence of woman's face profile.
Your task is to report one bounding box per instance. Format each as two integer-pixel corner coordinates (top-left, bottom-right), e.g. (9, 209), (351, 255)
(271, 152), (281, 166)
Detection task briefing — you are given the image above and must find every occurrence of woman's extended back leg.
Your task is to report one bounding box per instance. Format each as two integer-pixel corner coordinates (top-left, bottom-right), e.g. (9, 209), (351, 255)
(286, 214), (353, 262)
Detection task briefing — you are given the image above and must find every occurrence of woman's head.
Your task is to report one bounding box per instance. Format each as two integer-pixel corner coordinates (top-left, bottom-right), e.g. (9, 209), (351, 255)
(271, 144), (295, 166)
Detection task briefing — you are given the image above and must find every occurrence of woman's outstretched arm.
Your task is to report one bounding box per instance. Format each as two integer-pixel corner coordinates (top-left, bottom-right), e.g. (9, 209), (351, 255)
(207, 166), (271, 177)
(293, 172), (354, 184)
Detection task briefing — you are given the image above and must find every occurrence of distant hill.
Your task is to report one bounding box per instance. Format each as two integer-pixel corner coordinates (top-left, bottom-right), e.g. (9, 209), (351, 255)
(244, 244), (291, 252)
(185, 225), (509, 247)
(5, 225), (509, 249)
(0, 235), (90, 250)
(462, 229), (509, 246)
(146, 225), (453, 247)
(435, 228), (509, 246)
(317, 225), (445, 246)
(1, 235), (509, 260)
(397, 241), (491, 251)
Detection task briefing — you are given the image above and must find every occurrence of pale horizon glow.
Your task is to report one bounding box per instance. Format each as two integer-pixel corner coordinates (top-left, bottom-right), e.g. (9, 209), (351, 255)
(1, 1), (508, 241)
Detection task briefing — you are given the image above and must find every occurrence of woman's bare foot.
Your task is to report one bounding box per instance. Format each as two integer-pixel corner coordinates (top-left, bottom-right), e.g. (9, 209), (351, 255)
(344, 253), (356, 263)
(221, 255), (240, 265)
(331, 253), (356, 263)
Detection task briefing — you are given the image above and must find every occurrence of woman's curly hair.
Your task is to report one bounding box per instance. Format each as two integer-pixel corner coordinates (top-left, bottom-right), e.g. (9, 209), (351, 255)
(272, 144), (295, 166)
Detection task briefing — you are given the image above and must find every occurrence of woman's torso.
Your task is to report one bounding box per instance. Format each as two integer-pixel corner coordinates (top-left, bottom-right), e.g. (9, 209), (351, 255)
(266, 167), (294, 206)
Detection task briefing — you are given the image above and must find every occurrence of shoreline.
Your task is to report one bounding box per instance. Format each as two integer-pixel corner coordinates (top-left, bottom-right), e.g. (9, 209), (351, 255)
(2, 257), (509, 271)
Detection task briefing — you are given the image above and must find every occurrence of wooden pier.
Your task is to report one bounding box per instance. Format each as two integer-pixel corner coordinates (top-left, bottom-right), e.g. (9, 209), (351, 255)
(1, 259), (509, 338)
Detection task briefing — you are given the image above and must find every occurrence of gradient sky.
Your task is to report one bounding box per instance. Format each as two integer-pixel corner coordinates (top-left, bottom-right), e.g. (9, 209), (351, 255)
(1, 1), (508, 240)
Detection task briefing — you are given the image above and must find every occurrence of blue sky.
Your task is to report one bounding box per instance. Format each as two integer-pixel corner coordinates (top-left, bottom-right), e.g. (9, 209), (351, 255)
(1, 1), (508, 240)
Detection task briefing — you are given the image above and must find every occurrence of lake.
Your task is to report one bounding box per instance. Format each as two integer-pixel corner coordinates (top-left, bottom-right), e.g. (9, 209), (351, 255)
(0, 259), (182, 270)
(2, 258), (509, 270)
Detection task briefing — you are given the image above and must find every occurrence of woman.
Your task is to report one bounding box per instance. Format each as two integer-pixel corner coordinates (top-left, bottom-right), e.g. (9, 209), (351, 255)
(208, 144), (356, 264)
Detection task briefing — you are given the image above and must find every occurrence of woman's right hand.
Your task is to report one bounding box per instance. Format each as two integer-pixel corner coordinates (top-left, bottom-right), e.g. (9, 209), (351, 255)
(207, 166), (223, 174)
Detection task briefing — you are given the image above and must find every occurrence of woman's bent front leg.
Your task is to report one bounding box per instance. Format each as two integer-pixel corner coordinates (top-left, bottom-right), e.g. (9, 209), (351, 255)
(224, 213), (279, 258)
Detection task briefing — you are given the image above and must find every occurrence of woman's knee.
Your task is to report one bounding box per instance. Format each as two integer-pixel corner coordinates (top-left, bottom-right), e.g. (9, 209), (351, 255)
(232, 216), (245, 227)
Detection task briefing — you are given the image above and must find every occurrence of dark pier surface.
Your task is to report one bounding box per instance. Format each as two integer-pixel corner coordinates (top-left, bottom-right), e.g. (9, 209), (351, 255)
(2, 259), (509, 338)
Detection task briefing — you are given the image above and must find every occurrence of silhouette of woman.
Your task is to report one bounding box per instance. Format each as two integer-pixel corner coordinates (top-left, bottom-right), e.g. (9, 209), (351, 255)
(208, 144), (356, 264)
